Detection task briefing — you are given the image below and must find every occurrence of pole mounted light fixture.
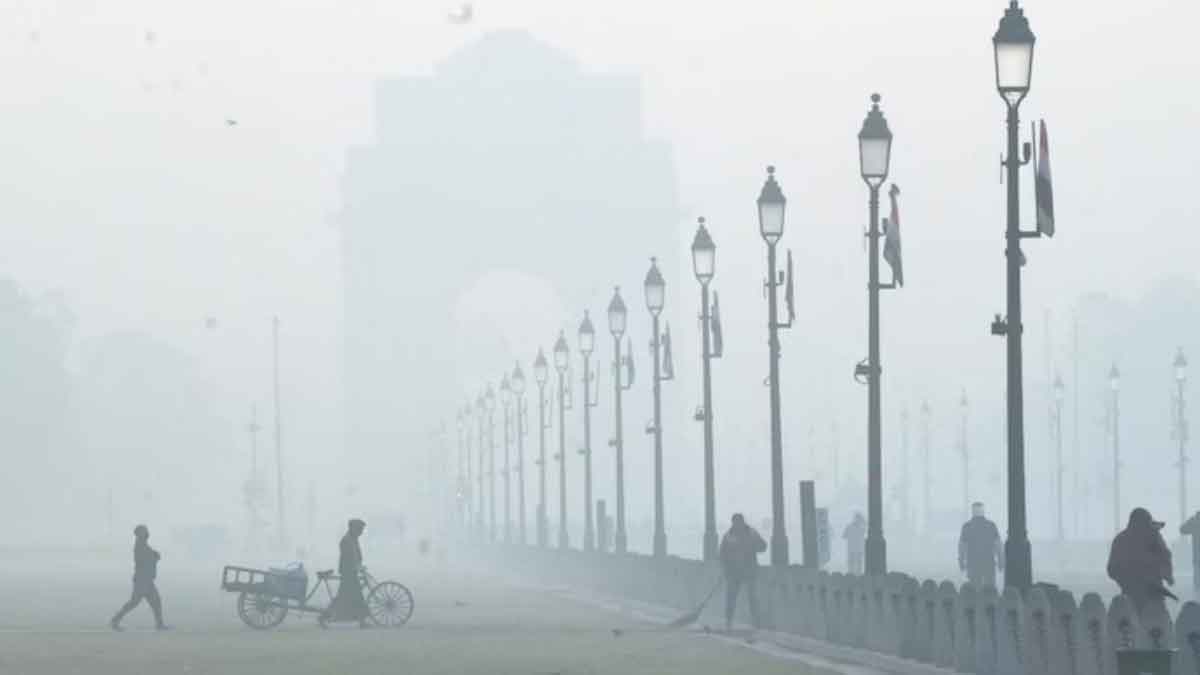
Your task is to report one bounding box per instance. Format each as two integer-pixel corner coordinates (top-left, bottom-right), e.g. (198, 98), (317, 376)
(579, 311), (596, 357)
(553, 331), (570, 373)
(1175, 348), (1188, 384)
(691, 218), (716, 286)
(644, 258), (665, 317)
(858, 93), (893, 188)
(993, 0), (1036, 107)
(608, 287), (628, 339)
(534, 348), (549, 386)
(757, 166), (786, 245)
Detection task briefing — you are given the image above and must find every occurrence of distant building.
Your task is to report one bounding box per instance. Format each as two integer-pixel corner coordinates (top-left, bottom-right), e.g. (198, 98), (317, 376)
(338, 31), (679, 492)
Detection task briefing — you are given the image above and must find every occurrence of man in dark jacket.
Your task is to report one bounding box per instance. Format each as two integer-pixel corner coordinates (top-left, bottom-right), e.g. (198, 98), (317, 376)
(110, 524), (168, 631)
(959, 502), (1003, 589)
(719, 513), (767, 631)
(321, 518), (369, 627)
(1108, 507), (1175, 618)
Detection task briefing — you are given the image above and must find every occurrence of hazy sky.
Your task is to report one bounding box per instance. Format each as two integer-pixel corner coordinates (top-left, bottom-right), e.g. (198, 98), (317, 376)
(2, 0), (1198, 548)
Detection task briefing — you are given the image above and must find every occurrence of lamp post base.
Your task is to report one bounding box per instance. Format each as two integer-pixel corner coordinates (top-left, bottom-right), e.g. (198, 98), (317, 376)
(703, 530), (718, 562)
(653, 532), (667, 558)
(865, 535), (887, 576)
(770, 531), (789, 567)
(1004, 536), (1032, 591)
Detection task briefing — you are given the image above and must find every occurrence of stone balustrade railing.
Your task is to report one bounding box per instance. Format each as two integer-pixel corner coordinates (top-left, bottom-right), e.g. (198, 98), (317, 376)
(489, 546), (1200, 674)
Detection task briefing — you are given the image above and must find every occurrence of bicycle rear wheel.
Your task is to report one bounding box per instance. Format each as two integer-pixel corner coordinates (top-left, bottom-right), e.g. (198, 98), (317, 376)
(237, 591), (288, 630)
(366, 582), (414, 627)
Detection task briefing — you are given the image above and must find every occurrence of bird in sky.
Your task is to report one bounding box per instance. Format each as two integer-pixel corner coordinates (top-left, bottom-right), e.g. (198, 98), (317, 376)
(225, 119), (238, 127)
(448, 3), (473, 24)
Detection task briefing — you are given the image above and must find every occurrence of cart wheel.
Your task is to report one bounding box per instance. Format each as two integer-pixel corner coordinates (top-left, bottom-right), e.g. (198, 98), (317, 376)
(237, 591), (288, 630)
(366, 582), (414, 627)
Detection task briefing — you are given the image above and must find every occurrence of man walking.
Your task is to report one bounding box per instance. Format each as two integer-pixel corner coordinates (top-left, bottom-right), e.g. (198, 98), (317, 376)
(719, 513), (766, 632)
(321, 518), (369, 628)
(1109, 507), (1176, 619)
(110, 524), (168, 631)
(843, 512), (866, 575)
(959, 502), (1003, 589)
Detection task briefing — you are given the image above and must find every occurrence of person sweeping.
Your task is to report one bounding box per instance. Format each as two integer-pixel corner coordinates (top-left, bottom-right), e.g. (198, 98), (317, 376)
(719, 513), (766, 632)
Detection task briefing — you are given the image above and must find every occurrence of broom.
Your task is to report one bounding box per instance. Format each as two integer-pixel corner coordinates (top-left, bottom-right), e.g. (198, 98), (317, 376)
(667, 578), (723, 628)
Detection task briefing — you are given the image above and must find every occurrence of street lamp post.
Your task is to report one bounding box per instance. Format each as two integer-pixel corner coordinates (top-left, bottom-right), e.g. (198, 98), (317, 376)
(920, 401), (931, 534)
(607, 288), (633, 554)
(501, 374), (513, 543)
(959, 389), (970, 518)
(458, 404), (471, 529)
(644, 257), (672, 558)
(486, 383), (497, 542)
(1110, 364), (1121, 531)
(475, 392), (487, 538)
(757, 166), (793, 567)
(993, 0), (1038, 592)
(858, 94), (895, 575)
(691, 217), (720, 562)
(512, 362), (528, 545)
(554, 331), (571, 549)
(533, 349), (551, 548)
(1175, 348), (1189, 526)
(578, 311), (598, 552)
(1052, 374), (1065, 541)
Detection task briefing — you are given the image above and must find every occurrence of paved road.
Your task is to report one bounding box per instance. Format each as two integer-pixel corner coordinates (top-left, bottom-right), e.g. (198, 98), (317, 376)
(0, 555), (839, 675)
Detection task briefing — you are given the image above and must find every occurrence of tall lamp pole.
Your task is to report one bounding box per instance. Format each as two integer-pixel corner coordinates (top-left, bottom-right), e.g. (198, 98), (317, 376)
(920, 401), (931, 534)
(1110, 364), (1121, 531)
(691, 218), (720, 561)
(607, 288), (633, 554)
(644, 257), (671, 558)
(1175, 348), (1189, 526)
(757, 166), (793, 567)
(992, 0), (1039, 592)
(1052, 374), (1065, 541)
(533, 349), (551, 548)
(553, 331), (572, 549)
(457, 404), (470, 529)
(472, 389), (482, 535)
(858, 94), (895, 575)
(485, 383), (497, 542)
(512, 363), (528, 545)
(959, 389), (970, 518)
(500, 374), (514, 543)
(578, 311), (598, 552)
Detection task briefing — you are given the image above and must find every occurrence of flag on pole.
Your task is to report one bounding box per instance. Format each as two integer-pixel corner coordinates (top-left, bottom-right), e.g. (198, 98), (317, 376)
(661, 323), (675, 380)
(711, 291), (724, 358)
(785, 250), (796, 324)
(883, 184), (904, 286)
(625, 337), (635, 386)
(1035, 120), (1055, 237)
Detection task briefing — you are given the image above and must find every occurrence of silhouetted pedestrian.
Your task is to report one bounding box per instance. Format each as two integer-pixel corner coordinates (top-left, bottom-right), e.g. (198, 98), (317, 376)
(110, 524), (168, 631)
(1108, 507), (1176, 619)
(959, 502), (1002, 589)
(719, 513), (766, 632)
(843, 512), (866, 575)
(320, 518), (369, 628)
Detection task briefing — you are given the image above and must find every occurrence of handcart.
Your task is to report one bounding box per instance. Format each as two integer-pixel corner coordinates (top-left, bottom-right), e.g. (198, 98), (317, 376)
(220, 564), (414, 630)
